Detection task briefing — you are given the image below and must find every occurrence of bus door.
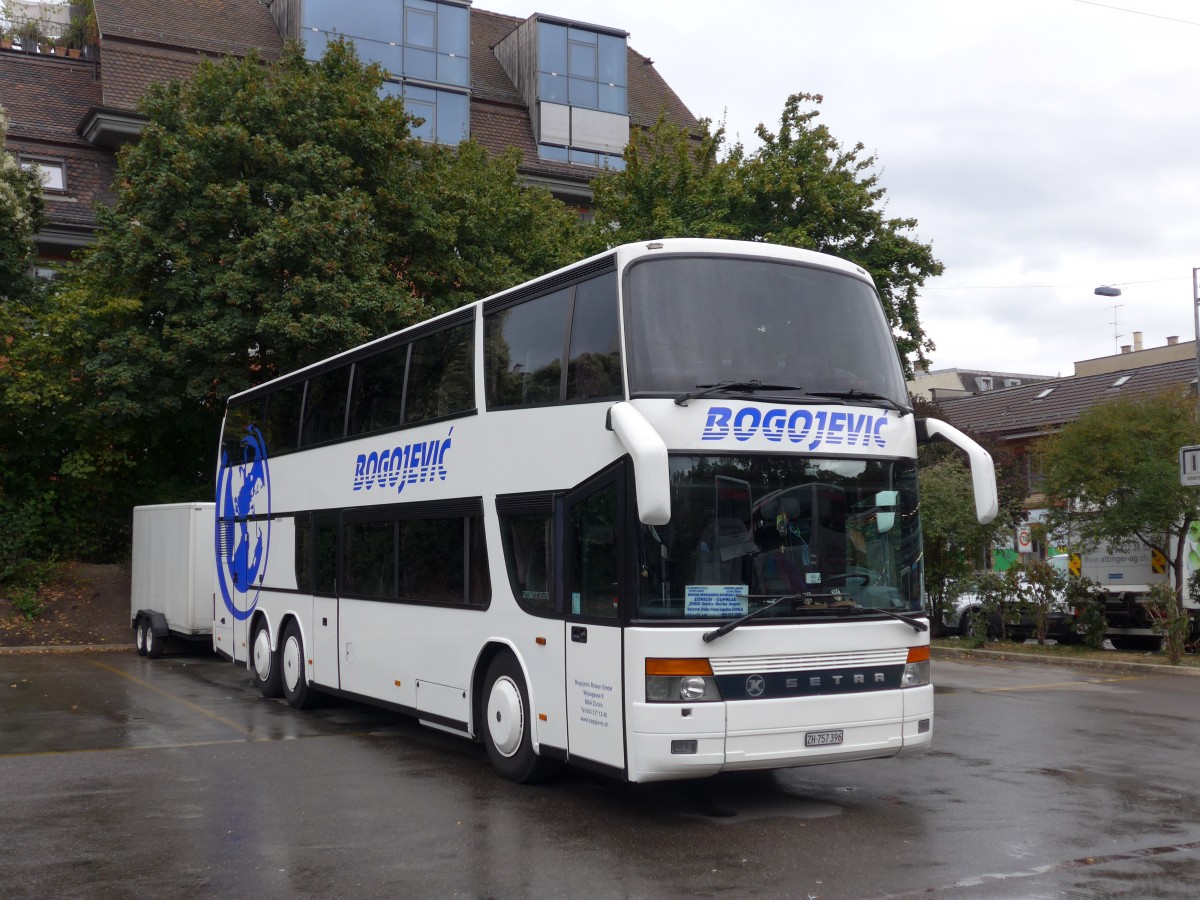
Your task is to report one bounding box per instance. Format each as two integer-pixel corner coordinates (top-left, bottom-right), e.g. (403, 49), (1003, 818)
(562, 469), (626, 771)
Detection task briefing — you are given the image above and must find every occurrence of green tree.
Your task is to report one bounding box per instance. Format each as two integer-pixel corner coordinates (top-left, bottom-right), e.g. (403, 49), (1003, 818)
(919, 456), (1009, 632)
(5, 41), (580, 559)
(1039, 388), (1200, 617)
(0, 105), (45, 307)
(586, 94), (943, 375)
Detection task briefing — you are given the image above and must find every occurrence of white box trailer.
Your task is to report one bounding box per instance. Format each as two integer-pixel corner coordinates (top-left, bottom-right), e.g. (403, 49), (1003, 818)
(130, 503), (216, 658)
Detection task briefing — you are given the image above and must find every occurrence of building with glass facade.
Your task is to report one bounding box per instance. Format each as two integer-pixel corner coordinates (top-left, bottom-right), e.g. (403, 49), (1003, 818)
(1, 0), (698, 263)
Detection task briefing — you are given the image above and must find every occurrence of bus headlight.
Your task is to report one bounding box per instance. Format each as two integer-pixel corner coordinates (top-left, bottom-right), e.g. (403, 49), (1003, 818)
(645, 659), (722, 702)
(902, 646), (931, 687)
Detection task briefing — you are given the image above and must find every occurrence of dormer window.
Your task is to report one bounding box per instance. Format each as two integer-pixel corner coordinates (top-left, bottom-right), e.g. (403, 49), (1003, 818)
(495, 15), (631, 171)
(977, 376), (993, 391)
(20, 157), (66, 193)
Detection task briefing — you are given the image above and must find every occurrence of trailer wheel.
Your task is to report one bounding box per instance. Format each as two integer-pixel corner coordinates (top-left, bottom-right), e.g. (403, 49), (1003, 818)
(134, 617), (149, 657)
(251, 619), (284, 698)
(280, 621), (316, 710)
(145, 621), (164, 659)
(482, 652), (556, 784)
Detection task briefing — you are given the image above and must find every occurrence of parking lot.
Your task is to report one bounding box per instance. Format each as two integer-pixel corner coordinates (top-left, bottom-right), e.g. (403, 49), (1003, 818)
(2, 648), (1198, 899)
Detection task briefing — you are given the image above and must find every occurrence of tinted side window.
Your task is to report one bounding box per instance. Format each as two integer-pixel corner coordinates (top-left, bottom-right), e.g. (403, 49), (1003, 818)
(405, 323), (474, 424)
(301, 367), (350, 446)
(400, 518), (464, 603)
(314, 518), (338, 594)
(263, 383), (304, 455)
(295, 514), (312, 592)
(485, 287), (571, 408)
(566, 271), (621, 401)
(221, 401), (263, 466)
(502, 513), (554, 614)
(348, 346), (408, 436)
(344, 520), (396, 598)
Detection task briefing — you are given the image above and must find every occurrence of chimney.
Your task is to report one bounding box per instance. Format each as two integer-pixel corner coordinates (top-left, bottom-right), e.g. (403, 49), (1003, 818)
(1121, 345), (1131, 354)
(1168, 336), (1179, 346)
(1133, 331), (1143, 351)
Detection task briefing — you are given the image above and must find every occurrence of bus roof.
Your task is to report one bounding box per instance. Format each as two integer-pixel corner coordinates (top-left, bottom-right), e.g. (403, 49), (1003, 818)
(226, 238), (874, 404)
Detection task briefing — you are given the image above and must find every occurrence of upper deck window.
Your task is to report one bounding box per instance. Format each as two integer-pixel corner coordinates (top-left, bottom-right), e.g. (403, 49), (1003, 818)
(624, 256), (909, 407)
(485, 269), (621, 409)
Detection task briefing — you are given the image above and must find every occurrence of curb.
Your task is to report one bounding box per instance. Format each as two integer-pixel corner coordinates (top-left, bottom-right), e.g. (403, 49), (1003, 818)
(932, 646), (1200, 678)
(0, 643), (134, 655)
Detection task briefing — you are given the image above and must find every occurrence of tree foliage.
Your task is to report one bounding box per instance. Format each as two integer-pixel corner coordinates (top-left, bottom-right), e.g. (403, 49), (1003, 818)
(0, 105), (46, 306)
(1039, 388), (1200, 611)
(2, 41), (580, 560)
(585, 94), (943, 375)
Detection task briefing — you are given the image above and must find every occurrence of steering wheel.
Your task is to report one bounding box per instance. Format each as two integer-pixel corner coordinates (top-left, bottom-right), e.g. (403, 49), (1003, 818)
(822, 567), (876, 587)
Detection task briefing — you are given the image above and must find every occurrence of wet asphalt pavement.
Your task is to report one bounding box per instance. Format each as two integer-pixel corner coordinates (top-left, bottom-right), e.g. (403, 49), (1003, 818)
(1, 649), (1198, 899)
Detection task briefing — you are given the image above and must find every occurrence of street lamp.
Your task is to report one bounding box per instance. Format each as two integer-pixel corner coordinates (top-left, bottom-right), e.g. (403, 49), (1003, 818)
(1193, 267), (1200, 409)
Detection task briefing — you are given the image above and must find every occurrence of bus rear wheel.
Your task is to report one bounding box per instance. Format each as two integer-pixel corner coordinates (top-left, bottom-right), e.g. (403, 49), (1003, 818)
(280, 621), (317, 709)
(252, 619), (283, 699)
(482, 653), (556, 784)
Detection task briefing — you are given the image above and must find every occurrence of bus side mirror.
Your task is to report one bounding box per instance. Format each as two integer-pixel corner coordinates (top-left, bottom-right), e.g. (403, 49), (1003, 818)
(875, 490), (898, 534)
(916, 418), (999, 524)
(607, 402), (671, 525)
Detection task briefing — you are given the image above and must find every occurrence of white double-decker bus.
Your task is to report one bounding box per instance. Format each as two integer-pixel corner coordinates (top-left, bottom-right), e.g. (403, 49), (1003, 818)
(214, 238), (997, 783)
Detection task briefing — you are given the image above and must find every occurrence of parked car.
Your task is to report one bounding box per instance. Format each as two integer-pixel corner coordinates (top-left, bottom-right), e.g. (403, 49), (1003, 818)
(943, 556), (1076, 642)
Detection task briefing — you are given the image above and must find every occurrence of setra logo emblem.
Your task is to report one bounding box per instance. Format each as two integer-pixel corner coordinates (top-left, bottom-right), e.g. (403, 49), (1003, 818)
(214, 424), (271, 621)
(745, 674), (766, 697)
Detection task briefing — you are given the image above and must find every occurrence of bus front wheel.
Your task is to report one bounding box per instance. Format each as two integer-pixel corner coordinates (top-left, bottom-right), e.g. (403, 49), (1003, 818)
(482, 653), (555, 784)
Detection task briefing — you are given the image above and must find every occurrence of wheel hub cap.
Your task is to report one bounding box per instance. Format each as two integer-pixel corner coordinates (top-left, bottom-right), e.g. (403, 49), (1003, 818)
(487, 676), (524, 758)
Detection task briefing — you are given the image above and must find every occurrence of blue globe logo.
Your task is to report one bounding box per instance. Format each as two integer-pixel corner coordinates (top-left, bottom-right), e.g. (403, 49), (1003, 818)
(215, 424), (271, 620)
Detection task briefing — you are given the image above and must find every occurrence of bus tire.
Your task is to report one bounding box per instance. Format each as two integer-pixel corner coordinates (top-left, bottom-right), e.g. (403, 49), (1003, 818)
(134, 617), (148, 657)
(280, 621), (316, 710)
(145, 621), (164, 659)
(482, 653), (555, 784)
(252, 619), (283, 699)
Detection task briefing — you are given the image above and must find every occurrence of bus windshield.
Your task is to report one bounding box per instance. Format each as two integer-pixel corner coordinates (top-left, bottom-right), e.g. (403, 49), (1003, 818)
(624, 255), (909, 406)
(635, 455), (922, 621)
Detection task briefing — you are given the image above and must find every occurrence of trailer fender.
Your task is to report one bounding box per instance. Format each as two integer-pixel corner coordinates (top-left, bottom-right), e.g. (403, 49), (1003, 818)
(134, 609), (170, 638)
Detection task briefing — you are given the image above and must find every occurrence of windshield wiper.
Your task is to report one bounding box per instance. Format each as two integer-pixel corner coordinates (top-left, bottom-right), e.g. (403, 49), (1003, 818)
(674, 380), (805, 407)
(702, 592), (928, 642)
(805, 389), (912, 415)
(702, 593), (797, 643)
(834, 602), (928, 632)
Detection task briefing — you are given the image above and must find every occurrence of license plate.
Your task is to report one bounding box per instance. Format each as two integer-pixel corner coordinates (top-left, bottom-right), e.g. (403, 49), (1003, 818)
(805, 729), (844, 747)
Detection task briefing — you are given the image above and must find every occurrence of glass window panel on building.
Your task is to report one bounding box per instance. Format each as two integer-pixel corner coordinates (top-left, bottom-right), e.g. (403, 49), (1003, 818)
(304, 0), (400, 40)
(355, 37), (404, 76)
(404, 47), (437, 81)
(597, 34), (626, 86)
(539, 22), (568, 73)
(437, 3), (469, 55)
(435, 90), (469, 144)
(437, 51), (468, 89)
(405, 6), (435, 48)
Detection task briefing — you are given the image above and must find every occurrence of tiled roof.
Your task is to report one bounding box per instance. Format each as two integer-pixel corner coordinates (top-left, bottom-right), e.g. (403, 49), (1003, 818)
(94, 0), (284, 58)
(96, 42), (222, 110)
(626, 45), (695, 129)
(0, 53), (101, 147)
(935, 358), (1197, 438)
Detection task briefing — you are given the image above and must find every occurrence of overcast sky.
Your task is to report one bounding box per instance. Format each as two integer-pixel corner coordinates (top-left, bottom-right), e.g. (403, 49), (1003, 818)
(483, 0), (1200, 377)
